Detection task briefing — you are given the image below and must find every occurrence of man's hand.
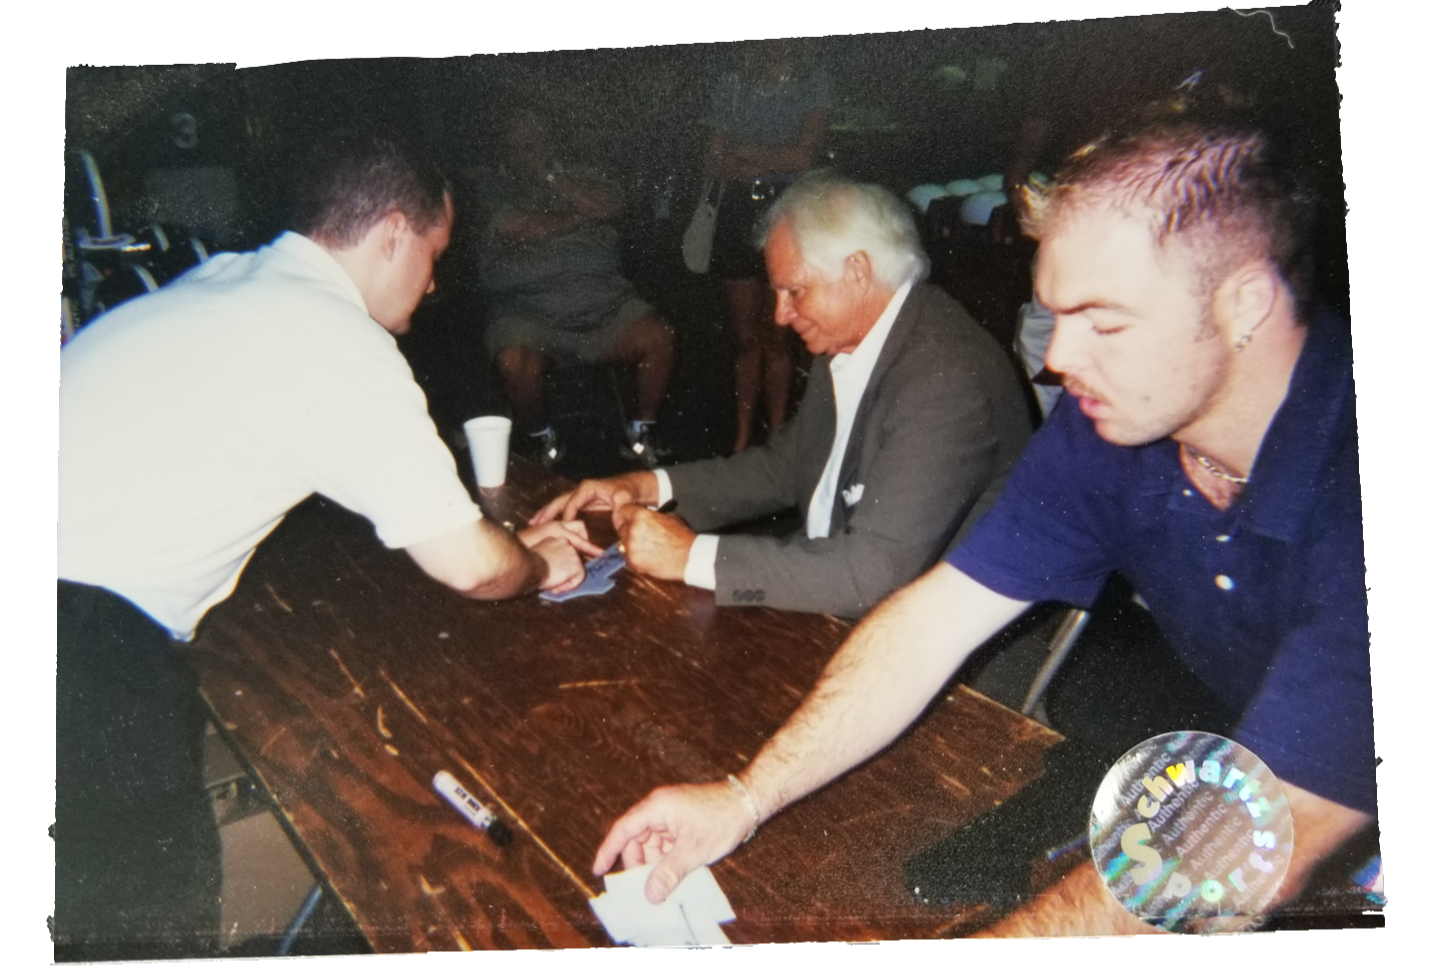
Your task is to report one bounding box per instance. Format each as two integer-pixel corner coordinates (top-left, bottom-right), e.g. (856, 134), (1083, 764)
(530, 471), (659, 525)
(586, 567), (1029, 904)
(517, 521), (603, 593)
(592, 781), (757, 904)
(518, 519), (604, 556)
(612, 505), (694, 582)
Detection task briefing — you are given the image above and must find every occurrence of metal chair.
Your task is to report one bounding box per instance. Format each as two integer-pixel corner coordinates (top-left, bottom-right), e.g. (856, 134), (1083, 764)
(1020, 607), (1092, 719)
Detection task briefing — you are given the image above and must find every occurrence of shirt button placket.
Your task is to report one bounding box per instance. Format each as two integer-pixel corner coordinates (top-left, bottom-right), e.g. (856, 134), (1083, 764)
(1213, 528), (1236, 592)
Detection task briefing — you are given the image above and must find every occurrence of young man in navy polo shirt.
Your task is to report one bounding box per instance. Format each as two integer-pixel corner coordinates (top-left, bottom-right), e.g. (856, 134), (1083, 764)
(592, 122), (1378, 934)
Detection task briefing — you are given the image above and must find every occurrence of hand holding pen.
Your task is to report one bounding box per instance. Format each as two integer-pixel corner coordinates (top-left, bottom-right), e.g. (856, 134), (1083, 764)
(612, 499), (690, 582)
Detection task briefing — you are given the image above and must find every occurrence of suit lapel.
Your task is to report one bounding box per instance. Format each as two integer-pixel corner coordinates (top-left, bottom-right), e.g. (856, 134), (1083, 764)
(827, 285), (926, 533)
(804, 357), (838, 500)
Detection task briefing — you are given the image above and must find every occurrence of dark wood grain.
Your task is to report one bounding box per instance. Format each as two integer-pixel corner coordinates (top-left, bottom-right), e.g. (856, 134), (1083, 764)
(186, 456), (1061, 950)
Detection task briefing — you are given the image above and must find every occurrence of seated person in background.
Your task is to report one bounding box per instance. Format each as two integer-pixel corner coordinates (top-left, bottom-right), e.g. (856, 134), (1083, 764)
(591, 123), (1378, 933)
(534, 174), (1032, 619)
(477, 109), (677, 467)
(57, 130), (598, 960)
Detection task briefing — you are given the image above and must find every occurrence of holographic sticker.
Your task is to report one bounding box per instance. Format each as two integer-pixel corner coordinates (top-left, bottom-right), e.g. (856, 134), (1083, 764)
(1089, 732), (1294, 933)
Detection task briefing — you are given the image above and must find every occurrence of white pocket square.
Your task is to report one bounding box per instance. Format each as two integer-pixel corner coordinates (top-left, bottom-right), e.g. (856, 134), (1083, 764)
(842, 483), (865, 507)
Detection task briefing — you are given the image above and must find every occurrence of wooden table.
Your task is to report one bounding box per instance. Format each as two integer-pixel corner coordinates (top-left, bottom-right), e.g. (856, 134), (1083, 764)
(185, 458), (1063, 951)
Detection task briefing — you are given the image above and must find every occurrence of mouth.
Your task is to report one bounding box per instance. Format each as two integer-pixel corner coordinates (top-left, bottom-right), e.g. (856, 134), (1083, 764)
(1063, 379), (1106, 417)
(786, 320), (818, 347)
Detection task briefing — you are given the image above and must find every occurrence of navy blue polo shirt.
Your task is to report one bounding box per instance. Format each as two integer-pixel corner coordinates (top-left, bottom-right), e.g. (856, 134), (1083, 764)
(948, 310), (1377, 813)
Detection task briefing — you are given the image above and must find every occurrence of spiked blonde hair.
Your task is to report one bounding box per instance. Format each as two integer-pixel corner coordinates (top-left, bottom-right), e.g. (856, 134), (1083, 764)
(1020, 123), (1313, 313)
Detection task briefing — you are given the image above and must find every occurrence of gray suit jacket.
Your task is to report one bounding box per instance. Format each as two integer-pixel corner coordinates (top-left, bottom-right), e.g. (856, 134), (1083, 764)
(665, 284), (1031, 618)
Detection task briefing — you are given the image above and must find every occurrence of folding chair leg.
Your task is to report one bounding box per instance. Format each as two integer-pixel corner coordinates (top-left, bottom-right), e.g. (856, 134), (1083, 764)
(277, 883), (324, 956)
(1021, 608), (1091, 718)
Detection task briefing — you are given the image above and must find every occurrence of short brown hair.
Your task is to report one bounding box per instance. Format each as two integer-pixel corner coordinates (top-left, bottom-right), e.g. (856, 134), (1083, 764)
(293, 129), (450, 248)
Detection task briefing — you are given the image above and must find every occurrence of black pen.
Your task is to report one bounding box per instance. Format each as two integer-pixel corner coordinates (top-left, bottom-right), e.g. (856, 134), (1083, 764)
(655, 499), (678, 513)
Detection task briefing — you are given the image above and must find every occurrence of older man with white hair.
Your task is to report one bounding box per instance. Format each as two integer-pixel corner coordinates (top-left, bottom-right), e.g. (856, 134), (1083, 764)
(534, 174), (1031, 618)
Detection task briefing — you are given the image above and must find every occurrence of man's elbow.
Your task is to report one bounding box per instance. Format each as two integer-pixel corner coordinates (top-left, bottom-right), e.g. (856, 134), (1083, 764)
(445, 563), (539, 601)
(406, 525), (541, 601)
(444, 545), (545, 600)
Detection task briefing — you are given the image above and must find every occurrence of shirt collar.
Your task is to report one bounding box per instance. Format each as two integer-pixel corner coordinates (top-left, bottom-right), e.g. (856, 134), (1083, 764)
(1239, 307), (1355, 541)
(829, 276), (915, 377)
(1141, 307), (1355, 540)
(270, 231), (370, 316)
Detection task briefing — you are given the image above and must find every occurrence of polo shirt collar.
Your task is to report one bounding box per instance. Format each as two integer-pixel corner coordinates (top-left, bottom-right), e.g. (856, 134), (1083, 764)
(1240, 307), (1353, 541)
(1141, 307), (1353, 540)
(270, 231), (370, 316)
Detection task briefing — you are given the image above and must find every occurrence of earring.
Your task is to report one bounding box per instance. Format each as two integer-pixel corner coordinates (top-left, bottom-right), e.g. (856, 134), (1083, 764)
(1235, 332), (1254, 353)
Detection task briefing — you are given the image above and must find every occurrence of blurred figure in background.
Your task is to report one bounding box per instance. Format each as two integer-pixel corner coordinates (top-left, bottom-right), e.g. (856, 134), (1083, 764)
(702, 40), (830, 453)
(477, 110), (677, 467)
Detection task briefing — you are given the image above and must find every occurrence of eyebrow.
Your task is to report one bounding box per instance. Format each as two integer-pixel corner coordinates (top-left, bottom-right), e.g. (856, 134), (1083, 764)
(1037, 295), (1132, 317)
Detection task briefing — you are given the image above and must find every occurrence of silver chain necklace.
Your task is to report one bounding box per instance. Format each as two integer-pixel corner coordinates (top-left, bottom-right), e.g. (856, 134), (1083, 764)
(1184, 444), (1250, 485)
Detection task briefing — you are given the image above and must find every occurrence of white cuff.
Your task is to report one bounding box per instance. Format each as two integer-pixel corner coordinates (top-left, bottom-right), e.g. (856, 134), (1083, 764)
(652, 469), (674, 508)
(684, 533), (720, 591)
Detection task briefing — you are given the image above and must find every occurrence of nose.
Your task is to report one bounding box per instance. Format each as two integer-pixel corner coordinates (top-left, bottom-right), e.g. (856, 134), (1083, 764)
(773, 292), (795, 326)
(1042, 315), (1082, 377)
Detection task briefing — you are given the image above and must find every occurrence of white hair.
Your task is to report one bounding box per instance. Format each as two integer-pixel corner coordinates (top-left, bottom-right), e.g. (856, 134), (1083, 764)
(758, 173), (929, 289)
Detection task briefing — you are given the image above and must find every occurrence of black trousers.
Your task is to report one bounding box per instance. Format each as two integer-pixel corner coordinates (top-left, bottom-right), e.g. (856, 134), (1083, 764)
(55, 581), (221, 961)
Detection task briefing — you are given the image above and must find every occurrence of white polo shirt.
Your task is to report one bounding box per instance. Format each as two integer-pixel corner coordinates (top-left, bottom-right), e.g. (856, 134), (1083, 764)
(59, 232), (481, 638)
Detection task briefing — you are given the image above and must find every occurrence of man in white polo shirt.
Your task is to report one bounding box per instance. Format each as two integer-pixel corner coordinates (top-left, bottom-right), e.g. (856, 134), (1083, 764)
(56, 130), (596, 960)
(534, 175), (1030, 619)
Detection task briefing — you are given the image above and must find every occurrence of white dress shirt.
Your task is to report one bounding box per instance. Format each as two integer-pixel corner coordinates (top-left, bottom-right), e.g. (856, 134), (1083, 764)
(655, 277), (915, 590)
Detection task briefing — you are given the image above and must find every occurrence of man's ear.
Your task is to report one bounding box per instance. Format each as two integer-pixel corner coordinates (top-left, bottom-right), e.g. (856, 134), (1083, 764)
(844, 250), (873, 289)
(1215, 259), (1279, 343)
(379, 210), (408, 260)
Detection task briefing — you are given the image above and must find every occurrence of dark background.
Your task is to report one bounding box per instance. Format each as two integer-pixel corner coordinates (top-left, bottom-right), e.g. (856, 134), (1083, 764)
(62, 4), (1346, 472)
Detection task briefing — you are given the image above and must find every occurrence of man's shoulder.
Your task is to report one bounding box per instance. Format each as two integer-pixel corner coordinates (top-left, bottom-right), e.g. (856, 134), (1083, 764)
(100, 237), (377, 351)
(885, 285), (1015, 379)
(1303, 306), (1357, 391)
(1239, 307), (1361, 537)
(903, 284), (985, 332)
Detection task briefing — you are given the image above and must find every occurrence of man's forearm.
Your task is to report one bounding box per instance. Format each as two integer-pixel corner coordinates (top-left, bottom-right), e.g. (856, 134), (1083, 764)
(973, 863), (1160, 938)
(738, 566), (1029, 820)
(456, 519), (547, 599)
